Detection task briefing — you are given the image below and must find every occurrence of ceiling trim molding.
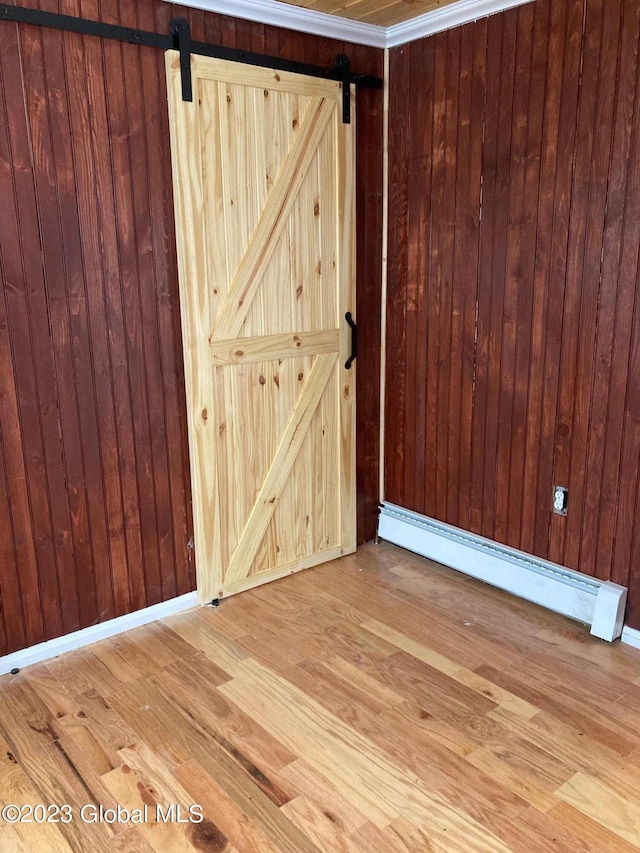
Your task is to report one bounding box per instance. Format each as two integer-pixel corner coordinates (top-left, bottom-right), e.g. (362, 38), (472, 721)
(385, 0), (535, 47)
(169, 0), (388, 47)
(168, 0), (537, 49)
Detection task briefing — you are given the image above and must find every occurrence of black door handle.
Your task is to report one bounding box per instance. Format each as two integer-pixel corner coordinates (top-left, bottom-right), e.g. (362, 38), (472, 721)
(345, 312), (357, 369)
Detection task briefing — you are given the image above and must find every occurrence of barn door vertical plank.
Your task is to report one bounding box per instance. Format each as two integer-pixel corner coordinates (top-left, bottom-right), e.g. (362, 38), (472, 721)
(166, 52), (219, 604)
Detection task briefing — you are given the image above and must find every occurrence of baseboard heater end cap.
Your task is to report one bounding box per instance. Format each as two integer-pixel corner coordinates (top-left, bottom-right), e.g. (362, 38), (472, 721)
(591, 581), (627, 641)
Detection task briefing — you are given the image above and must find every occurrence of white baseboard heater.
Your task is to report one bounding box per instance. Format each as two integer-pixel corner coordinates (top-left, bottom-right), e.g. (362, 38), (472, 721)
(377, 502), (627, 642)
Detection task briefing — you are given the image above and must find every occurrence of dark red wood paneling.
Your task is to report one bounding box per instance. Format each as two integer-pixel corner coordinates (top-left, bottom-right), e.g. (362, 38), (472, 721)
(384, 45), (410, 507)
(0, 0), (383, 655)
(385, 0), (640, 629)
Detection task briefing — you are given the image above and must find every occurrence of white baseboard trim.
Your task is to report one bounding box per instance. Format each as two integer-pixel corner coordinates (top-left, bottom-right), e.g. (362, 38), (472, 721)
(378, 502), (627, 642)
(621, 625), (640, 650)
(0, 592), (199, 676)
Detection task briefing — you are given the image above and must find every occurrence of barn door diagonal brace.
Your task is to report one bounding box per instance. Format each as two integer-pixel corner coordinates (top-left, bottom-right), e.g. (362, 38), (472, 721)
(0, 3), (383, 99)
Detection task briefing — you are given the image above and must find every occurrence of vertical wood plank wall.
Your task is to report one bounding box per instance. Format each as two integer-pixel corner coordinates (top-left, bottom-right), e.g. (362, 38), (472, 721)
(0, 0), (383, 656)
(385, 0), (640, 628)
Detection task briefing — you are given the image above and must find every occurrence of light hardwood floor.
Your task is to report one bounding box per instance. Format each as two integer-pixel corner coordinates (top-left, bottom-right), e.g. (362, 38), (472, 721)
(1, 542), (640, 852)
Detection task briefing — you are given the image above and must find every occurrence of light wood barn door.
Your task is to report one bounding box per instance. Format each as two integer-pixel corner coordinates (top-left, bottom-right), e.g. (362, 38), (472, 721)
(166, 53), (356, 602)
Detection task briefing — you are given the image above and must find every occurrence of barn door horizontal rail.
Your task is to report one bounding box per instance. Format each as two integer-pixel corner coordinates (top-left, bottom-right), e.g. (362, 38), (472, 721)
(0, 3), (381, 121)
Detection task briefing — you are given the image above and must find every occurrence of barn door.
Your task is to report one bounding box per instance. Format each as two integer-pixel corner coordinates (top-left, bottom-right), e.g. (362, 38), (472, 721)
(166, 52), (356, 603)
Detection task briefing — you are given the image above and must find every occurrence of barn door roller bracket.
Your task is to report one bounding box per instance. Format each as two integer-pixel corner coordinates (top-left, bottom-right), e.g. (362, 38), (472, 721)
(335, 54), (351, 124)
(171, 18), (192, 102)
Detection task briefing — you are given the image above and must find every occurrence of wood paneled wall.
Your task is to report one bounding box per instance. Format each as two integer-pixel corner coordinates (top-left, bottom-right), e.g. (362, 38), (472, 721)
(385, 0), (640, 628)
(0, 0), (383, 656)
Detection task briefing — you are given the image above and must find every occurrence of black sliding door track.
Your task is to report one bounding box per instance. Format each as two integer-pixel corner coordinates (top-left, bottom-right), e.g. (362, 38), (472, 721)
(0, 3), (382, 121)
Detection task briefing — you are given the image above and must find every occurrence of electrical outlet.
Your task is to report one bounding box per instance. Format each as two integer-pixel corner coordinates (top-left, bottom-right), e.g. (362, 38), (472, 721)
(553, 486), (568, 515)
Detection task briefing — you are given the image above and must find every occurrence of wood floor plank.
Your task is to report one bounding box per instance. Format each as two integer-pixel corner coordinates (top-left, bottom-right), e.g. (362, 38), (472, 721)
(0, 824), (32, 853)
(465, 744), (564, 812)
(378, 699), (480, 757)
(516, 649), (640, 721)
(99, 634), (166, 679)
(361, 617), (465, 674)
(153, 656), (297, 775)
(22, 664), (80, 720)
(301, 679), (531, 831)
(0, 542), (639, 852)
(319, 655), (406, 710)
(101, 752), (227, 853)
(545, 800), (640, 853)
(53, 729), (120, 815)
(309, 573), (499, 670)
(275, 759), (369, 835)
(162, 610), (249, 674)
(556, 772), (640, 847)
(130, 622), (202, 667)
(49, 648), (136, 699)
(0, 740), (74, 853)
(111, 676), (320, 853)
(362, 617), (539, 718)
(110, 827), (156, 852)
(533, 624), (640, 681)
(522, 802), (640, 853)
(0, 677), (60, 745)
(281, 795), (370, 853)
(253, 650), (530, 829)
(105, 686), (193, 773)
(352, 818), (444, 853)
(475, 664), (639, 756)
(45, 652), (97, 697)
(174, 758), (284, 853)
(487, 705), (631, 780)
(0, 736), (115, 852)
(219, 658), (514, 850)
